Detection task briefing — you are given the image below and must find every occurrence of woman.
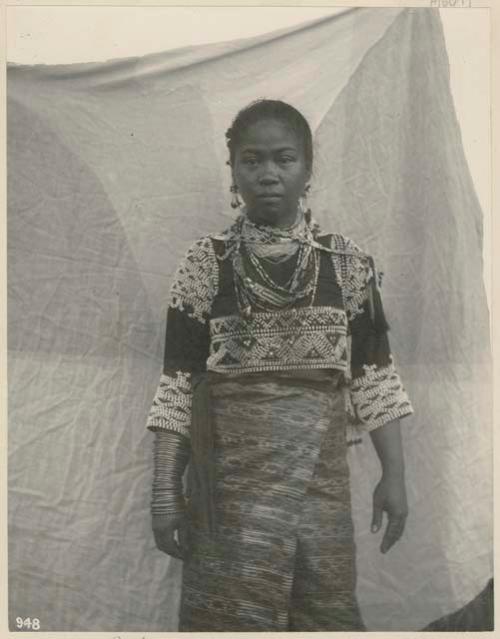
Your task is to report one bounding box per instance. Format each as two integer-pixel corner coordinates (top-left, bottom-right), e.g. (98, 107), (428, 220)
(146, 99), (413, 631)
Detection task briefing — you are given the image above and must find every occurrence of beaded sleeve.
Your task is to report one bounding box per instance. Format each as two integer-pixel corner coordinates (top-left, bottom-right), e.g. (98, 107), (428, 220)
(332, 235), (414, 432)
(146, 371), (193, 438)
(146, 236), (218, 438)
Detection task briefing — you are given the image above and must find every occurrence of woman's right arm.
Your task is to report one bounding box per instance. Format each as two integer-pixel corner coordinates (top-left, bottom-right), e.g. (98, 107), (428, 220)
(151, 430), (191, 559)
(146, 237), (218, 558)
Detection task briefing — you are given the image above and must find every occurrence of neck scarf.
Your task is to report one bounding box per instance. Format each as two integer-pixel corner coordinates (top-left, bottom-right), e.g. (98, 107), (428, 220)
(240, 212), (308, 261)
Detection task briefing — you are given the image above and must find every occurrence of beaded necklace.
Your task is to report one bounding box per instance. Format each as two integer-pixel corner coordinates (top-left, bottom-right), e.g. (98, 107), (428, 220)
(232, 210), (320, 318)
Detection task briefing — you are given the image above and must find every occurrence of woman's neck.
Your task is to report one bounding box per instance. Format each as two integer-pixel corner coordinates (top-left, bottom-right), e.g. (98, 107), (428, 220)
(244, 206), (302, 230)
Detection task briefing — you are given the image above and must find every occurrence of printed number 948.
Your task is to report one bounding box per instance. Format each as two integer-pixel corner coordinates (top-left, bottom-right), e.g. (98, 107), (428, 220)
(16, 617), (40, 630)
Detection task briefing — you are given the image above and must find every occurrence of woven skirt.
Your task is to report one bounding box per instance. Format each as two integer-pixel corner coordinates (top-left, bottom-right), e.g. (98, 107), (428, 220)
(179, 371), (365, 631)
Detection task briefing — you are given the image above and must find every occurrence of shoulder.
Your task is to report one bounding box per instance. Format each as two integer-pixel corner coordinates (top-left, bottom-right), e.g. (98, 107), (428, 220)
(180, 234), (216, 258)
(173, 235), (220, 277)
(210, 216), (242, 254)
(170, 235), (219, 305)
(175, 214), (241, 270)
(318, 233), (374, 319)
(309, 216), (369, 260)
(316, 231), (372, 273)
(328, 233), (370, 262)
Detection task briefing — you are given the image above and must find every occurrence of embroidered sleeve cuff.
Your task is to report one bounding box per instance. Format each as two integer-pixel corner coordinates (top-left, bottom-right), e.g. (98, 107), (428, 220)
(349, 361), (413, 431)
(146, 371), (192, 439)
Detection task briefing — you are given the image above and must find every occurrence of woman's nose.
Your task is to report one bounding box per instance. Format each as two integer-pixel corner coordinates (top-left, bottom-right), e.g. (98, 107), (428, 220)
(259, 163), (279, 184)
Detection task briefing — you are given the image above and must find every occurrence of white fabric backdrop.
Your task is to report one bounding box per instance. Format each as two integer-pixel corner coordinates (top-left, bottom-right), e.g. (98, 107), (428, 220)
(7, 7), (492, 631)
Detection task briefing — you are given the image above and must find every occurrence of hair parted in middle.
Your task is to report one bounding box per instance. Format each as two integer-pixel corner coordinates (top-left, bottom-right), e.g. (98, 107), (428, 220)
(225, 99), (314, 172)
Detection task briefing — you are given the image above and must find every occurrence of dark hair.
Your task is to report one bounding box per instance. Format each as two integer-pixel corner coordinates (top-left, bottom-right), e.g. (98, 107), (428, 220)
(225, 99), (313, 172)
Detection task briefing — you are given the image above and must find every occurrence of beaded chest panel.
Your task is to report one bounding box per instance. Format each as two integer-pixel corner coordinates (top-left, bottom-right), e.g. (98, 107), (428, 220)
(207, 306), (348, 374)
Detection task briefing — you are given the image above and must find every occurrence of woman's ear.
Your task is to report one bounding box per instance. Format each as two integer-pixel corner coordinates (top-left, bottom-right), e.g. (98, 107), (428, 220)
(226, 159), (236, 184)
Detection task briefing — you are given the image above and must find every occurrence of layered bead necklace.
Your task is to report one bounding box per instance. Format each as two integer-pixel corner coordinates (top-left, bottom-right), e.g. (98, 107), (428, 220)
(231, 209), (320, 318)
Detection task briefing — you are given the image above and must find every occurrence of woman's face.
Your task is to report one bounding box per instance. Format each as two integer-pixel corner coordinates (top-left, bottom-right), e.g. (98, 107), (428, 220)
(232, 118), (311, 227)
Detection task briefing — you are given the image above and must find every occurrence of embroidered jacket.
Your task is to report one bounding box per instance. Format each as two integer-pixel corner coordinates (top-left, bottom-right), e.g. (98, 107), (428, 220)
(146, 218), (413, 440)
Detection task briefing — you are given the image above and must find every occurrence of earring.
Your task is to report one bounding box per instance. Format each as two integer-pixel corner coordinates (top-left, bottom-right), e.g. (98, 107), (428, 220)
(298, 184), (311, 215)
(230, 184), (242, 209)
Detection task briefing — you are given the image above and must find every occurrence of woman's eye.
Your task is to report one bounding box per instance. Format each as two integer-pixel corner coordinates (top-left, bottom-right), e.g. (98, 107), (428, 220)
(243, 158), (258, 166)
(279, 156), (296, 164)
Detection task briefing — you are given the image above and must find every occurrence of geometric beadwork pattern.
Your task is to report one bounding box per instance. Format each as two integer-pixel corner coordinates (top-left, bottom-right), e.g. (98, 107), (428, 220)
(146, 371), (192, 438)
(169, 236), (219, 325)
(207, 306), (349, 374)
(349, 361), (414, 431)
(330, 234), (373, 321)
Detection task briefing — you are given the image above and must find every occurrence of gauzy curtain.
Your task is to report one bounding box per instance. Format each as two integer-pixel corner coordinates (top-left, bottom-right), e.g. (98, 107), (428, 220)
(7, 7), (492, 631)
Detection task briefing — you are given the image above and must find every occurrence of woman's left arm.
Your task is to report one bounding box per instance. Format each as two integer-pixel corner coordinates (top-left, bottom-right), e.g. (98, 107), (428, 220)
(341, 240), (413, 554)
(369, 418), (408, 554)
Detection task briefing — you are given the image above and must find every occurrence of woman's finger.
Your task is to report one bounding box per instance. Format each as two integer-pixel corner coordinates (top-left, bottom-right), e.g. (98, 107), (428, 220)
(380, 515), (406, 554)
(371, 503), (384, 533)
(371, 484), (384, 533)
(158, 539), (184, 559)
(380, 516), (406, 553)
(154, 529), (185, 559)
(177, 521), (190, 556)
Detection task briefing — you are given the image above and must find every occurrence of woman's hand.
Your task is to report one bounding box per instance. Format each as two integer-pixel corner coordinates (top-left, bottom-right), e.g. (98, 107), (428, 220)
(371, 472), (408, 554)
(152, 513), (190, 560)
(368, 418), (408, 553)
